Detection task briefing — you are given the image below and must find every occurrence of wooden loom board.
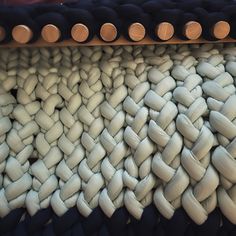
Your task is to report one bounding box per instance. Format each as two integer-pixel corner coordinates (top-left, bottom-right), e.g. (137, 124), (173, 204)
(0, 35), (235, 48)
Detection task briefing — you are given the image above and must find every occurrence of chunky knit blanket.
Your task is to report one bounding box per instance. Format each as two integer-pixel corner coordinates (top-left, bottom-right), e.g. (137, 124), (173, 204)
(1, 43), (236, 235)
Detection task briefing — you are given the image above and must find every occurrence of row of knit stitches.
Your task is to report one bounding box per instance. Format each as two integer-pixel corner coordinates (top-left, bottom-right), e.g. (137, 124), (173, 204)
(77, 47), (106, 217)
(171, 45), (219, 225)
(219, 44), (236, 225)
(0, 49), (17, 217)
(1, 44), (236, 226)
(51, 47), (84, 216)
(122, 45), (156, 219)
(199, 45), (236, 224)
(1, 49), (39, 217)
(99, 46), (128, 218)
(144, 46), (189, 220)
(27, 53), (63, 216)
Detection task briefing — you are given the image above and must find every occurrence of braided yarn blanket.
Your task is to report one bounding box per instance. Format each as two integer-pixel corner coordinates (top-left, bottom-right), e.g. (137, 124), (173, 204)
(1, 43), (236, 235)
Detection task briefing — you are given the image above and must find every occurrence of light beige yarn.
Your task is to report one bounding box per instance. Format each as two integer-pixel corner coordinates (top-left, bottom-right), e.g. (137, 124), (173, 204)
(200, 52), (236, 224)
(77, 47), (106, 217)
(99, 47), (128, 218)
(51, 66), (84, 216)
(145, 61), (189, 220)
(172, 52), (219, 225)
(0, 49), (18, 186)
(26, 67), (63, 216)
(0, 50), (16, 182)
(122, 46), (156, 220)
(1, 44), (236, 225)
(0, 48), (41, 217)
(0, 74), (16, 217)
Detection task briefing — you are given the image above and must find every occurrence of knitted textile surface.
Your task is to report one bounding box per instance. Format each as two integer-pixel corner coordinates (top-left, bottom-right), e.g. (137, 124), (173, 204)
(1, 43), (236, 235)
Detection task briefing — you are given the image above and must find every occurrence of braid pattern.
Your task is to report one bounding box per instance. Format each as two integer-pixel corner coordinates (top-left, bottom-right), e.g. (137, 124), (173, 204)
(0, 49), (17, 217)
(0, 44), (236, 234)
(172, 47), (219, 225)
(198, 48), (236, 225)
(99, 46), (128, 218)
(26, 64), (63, 216)
(145, 52), (189, 220)
(1, 50), (39, 217)
(122, 46), (156, 219)
(77, 47), (106, 217)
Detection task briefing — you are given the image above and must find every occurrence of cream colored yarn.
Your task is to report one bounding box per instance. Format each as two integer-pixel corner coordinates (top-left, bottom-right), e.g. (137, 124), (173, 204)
(145, 62), (189, 220)
(0, 51), (16, 186)
(123, 46), (156, 219)
(0, 49), (40, 217)
(99, 47), (128, 218)
(77, 47), (106, 217)
(26, 67), (63, 216)
(172, 52), (219, 225)
(51, 66), (84, 217)
(1, 44), (236, 225)
(199, 51), (236, 224)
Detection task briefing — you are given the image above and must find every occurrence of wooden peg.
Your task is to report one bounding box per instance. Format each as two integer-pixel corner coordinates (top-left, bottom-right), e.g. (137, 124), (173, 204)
(41, 24), (61, 43)
(183, 21), (202, 40)
(71, 23), (89, 43)
(212, 21), (230, 39)
(128, 23), (146, 41)
(100, 23), (117, 42)
(0, 26), (6, 42)
(12, 25), (33, 44)
(156, 22), (174, 41)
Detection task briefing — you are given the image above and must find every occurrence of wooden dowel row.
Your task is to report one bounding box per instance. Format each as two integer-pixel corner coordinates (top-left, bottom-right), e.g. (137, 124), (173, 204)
(71, 23), (89, 43)
(156, 22), (174, 41)
(9, 20), (231, 44)
(183, 21), (202, 40)
(100, 23), (117, 42)
(12, 25), (33, 44)
(212, 21), (230, 40)
(41, 24), (61, 43)
(128, 23), (146, 42)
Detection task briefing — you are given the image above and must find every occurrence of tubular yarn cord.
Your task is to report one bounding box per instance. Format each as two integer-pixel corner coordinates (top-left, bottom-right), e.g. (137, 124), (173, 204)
(1, 43), (236, 234)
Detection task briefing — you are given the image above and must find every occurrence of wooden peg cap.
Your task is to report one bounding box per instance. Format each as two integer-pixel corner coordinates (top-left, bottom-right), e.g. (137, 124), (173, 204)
(12, 25), (33, 44)
(71, 23), (89, 42)
(0, 26), (6, 42)
(156, 22), (174, 41)
(128, 23), (146, 41)
(212, 21), (230, 39)
(183, 21), (202, 40)
(100, 23), (117, 42)
(41, 24), (61, 43)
